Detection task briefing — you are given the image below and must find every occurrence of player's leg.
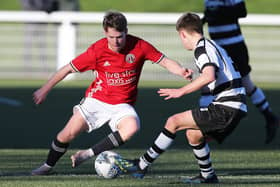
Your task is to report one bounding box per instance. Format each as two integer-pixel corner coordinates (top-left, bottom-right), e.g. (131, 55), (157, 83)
(183, 129), (218, 183)
(242, 74), (279, 144)
(71, 132), (124, 168)
(31, 111), (88, 175)
(225, 43), (279, 144)
(183, 104), (246, 184)
(130, 110), (197, 178)
(133, 110), (217, 182)
(71, 103), (140, 167)
(71, 116), (139, 167)
(90, 116), (139, 156)
(116, 116), (140, 141)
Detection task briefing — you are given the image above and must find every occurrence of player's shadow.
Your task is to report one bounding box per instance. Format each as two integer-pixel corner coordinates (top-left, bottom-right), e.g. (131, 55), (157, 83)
(0, 171), (31, 177)
(165, 180), (280, 185)
(152, 161), (280, 185)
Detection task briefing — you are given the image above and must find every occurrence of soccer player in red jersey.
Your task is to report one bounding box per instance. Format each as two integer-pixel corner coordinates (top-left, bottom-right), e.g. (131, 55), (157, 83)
(31, 11), (192, 175)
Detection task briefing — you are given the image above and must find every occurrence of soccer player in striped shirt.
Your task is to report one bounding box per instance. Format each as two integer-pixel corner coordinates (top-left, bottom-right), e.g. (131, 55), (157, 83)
(202, 0), (279, 144)
(117, 12), (247, 184)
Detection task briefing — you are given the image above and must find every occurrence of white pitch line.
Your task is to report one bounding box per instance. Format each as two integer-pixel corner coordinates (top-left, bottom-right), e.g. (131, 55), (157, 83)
(0, 96), (23, 107)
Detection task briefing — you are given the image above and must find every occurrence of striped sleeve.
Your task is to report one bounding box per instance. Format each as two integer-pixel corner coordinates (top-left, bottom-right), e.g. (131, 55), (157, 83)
(195, 42), (219, 72)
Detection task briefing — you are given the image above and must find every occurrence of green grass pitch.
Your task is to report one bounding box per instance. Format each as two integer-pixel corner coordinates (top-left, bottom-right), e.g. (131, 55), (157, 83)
(1, 80), (280, 186)
(0, 149), (280, 187)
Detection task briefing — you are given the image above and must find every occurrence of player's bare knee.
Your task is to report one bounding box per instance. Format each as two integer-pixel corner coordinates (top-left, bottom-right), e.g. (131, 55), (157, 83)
(57, 135), (69, 144)
(119, 133), (132, 142)
(126, 126), (139, 140)
(57, 131), (76, 143)
(165, 115), (179, 132)
(117, 117), (140, 141)
(186, 130), (204, 145)
(119, 124), (139, 141)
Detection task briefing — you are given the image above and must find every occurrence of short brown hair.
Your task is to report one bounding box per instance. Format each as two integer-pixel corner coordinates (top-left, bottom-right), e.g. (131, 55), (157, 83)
(103, 11), (127, 32)
(176, 12), (203, 34)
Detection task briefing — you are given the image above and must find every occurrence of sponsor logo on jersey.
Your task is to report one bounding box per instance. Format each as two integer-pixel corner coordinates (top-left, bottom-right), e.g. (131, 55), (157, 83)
(125, 54), (135, 63)
(105, 70), (137, 86)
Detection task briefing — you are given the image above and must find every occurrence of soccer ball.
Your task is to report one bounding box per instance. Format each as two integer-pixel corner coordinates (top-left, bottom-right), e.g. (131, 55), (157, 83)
(94, 151), (121, 179)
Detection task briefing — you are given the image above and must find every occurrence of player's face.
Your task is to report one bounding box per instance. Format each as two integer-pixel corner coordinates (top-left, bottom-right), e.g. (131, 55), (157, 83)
(105, 27), (127, 53)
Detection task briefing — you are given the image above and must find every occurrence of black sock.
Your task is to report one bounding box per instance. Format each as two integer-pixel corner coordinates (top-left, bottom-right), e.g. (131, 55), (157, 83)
(91, 131), (124, 155)
(46, 138), (69, 167)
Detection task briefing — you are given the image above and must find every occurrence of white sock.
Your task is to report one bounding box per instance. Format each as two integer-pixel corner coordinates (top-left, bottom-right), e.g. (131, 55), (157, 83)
(139, 156), (149, 170)
(85, 148), (94, 157)
(43, 163), (52, 169)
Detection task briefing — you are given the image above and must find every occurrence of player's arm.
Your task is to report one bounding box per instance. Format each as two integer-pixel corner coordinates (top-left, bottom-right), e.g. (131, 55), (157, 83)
(33, 64), (76, 105)
(158, 57), (193, 81)
(158, 66), (215, 100)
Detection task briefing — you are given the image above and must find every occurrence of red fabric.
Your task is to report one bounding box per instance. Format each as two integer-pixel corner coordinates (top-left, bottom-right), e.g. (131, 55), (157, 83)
(71, 34), (163, 105)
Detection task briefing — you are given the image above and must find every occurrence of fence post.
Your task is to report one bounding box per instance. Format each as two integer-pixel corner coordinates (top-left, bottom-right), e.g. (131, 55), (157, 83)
(57, 19), (76, 79)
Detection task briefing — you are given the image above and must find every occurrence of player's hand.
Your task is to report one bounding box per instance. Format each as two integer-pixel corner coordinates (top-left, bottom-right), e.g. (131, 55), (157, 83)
(33, 88), (48, 105)
(158, 88), (185, 100)
(184, 68), (193, 81)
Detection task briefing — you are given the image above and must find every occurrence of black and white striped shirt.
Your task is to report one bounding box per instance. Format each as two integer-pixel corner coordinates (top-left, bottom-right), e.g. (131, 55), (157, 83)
(196, 38), (247, 112)
(204, 0), (246, 46)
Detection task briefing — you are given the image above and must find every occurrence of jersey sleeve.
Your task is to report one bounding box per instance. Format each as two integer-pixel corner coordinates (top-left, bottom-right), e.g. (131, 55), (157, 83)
(195, 45), (219, 73)
(70, 44), (97, 72)
(141, 40), (164, 63)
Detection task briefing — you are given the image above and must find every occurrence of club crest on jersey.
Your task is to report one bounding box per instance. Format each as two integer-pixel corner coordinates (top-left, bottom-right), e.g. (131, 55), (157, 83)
(125, 54), (135, 63)
(103, 61), (111, 67)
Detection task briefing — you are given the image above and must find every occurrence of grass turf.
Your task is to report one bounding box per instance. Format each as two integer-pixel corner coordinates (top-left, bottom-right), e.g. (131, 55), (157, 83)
(1, 149), (280, 187)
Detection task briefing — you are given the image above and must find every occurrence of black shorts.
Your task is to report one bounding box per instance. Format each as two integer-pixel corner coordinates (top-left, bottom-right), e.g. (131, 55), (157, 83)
(222, 42), (251, 77)
(192, 103), (246, 144)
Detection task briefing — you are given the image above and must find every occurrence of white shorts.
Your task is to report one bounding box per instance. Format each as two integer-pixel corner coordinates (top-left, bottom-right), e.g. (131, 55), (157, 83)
(73, 97), (140, 133)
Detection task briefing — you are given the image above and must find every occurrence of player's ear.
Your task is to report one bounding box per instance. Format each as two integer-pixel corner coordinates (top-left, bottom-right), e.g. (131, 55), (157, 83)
(179, 30), (187, 39)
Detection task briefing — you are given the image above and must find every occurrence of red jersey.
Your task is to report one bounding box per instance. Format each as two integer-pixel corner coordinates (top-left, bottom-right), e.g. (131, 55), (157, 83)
(71, 34), (164, 105)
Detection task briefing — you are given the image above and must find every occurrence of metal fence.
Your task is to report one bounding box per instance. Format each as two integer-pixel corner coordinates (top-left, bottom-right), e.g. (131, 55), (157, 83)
(0, 11), (280, 82)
